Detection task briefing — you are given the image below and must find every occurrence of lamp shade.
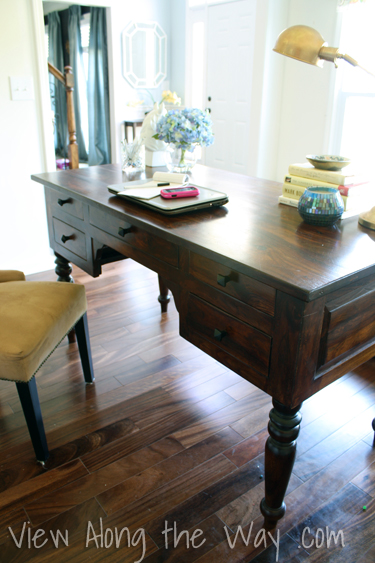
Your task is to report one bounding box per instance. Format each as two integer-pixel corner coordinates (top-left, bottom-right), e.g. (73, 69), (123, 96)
(273, 25), (327, 67)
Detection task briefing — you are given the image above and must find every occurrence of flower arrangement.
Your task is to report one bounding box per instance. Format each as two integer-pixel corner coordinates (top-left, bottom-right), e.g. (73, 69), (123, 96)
(154, 108), (214, 150)
(154, 108), (214, 172)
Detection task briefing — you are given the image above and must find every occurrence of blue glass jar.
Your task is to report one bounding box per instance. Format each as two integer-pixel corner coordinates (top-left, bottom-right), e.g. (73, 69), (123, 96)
(298, 187), (344, 226)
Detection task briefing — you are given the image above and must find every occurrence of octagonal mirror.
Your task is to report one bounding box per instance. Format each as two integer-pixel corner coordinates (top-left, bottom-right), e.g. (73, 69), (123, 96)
(122, 21), (167, 88)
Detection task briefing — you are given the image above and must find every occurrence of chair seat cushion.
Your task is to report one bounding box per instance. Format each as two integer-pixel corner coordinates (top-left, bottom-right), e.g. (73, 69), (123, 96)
(0, 281), (87, 383)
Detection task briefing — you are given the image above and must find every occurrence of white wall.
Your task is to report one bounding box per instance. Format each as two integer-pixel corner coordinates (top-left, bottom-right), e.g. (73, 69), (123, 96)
(170, 0), (186, 99)
(108, 0), (174, 164)
(244, 0), (340, 182)
(0, 0), (55, 275)
(248, 0), (289, 181)
(272, 0), (340, 181)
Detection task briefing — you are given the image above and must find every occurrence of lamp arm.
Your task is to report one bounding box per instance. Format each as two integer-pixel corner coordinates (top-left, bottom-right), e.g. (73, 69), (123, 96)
(319, 46), (375, 78)
(340, 53), (375, 78)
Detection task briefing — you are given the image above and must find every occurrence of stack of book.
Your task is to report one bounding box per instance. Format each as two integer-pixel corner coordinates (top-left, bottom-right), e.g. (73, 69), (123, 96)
(279, 163), (374, 219)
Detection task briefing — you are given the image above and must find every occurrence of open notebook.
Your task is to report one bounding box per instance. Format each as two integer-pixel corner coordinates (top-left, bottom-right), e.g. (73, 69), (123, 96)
(108, 172), (229, 215)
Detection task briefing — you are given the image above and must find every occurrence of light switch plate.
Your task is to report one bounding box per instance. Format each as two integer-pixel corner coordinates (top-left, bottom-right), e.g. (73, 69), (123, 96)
(9, 76), (35, 101)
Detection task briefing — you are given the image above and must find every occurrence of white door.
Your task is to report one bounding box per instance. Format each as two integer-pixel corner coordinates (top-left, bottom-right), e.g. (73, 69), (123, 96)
(205, 0), (256, 174)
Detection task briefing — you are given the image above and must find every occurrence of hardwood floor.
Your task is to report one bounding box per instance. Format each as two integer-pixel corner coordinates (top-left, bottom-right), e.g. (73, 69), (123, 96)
(0, 259), (374, 563)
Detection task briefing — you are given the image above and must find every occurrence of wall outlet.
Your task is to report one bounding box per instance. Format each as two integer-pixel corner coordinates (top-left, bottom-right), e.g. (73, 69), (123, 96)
(9, 76), (35, 101)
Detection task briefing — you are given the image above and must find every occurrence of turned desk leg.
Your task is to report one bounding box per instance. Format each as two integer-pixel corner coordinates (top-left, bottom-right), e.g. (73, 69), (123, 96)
(158, 275), (170, 313)
(55, 252), (74, 283)
(54, 253), (76, 343)
(260, 399), (302, 528)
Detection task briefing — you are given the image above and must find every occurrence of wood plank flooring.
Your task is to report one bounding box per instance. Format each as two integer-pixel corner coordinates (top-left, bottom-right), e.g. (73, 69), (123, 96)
(0, 259), (374, 563)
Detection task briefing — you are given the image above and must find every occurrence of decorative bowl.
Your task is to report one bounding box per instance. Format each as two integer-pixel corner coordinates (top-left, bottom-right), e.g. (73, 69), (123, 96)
(306, 154), (351, 170)
(298, 187), (344, 226)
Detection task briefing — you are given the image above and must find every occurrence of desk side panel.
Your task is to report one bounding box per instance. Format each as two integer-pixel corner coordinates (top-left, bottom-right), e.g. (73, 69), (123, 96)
(267, 292), (325, 408)
(269, 275), (375, 408)
(319, 281), (375, 365)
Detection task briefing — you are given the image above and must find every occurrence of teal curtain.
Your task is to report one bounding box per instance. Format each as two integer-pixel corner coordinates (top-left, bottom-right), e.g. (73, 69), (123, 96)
(88, 7), (111, 165)
(68, 5), (88, 162)
(48, 12), (67, 156)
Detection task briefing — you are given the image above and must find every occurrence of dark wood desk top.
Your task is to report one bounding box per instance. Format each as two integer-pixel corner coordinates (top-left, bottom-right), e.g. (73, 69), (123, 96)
(32, 164), (375, 302)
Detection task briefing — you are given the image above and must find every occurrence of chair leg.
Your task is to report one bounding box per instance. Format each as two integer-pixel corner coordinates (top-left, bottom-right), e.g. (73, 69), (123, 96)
(75, 312), (95, 384)
(16, 378), (49, 463)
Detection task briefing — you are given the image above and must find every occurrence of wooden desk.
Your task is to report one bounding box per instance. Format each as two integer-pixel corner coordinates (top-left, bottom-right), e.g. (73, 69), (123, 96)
(32, 163), (375, 527)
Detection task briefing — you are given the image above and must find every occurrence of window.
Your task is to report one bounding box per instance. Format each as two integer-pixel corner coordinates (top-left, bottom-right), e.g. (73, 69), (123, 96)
(45, 24), (49, 57)
(333, 1), (375, 178)
(80, 12), (90, 152)
(80, 11), (90, 82)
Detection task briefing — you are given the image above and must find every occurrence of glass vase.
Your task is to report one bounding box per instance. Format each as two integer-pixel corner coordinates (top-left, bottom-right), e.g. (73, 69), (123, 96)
(165, 144), (198, 173)
(121, 138), (145, 174)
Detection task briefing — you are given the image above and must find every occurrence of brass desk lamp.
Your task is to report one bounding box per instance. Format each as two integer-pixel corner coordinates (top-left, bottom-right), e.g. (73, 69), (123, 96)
(273, 25), (375, 229)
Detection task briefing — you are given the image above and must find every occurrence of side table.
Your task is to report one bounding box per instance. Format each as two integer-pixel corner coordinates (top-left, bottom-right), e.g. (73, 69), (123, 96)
(123, 118), (144, 142)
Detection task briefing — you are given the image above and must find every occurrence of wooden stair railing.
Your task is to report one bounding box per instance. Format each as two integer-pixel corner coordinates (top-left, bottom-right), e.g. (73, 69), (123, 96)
(48, 62), (79, 169)
(48, 63), (80, 343)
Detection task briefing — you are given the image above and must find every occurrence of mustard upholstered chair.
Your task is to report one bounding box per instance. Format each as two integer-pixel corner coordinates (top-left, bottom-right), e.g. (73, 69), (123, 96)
(0, 270), (94, 463)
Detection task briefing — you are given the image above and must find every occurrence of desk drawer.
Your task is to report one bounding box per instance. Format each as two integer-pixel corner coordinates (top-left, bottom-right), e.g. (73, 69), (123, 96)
(53, 218), (87, 259)
(49, 188), (84, 220)
(189, 252), (275, 316)
(89, 207), (179, 267)
(186, 294), (271, 378)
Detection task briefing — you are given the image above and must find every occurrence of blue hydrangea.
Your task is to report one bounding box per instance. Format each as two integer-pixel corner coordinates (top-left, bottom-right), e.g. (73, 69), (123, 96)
(154, 108), (214, 150)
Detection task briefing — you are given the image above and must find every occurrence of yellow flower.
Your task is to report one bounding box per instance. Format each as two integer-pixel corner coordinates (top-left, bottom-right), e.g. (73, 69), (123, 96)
(127, 100), (145, 108)
(161, 90), (181, 105)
